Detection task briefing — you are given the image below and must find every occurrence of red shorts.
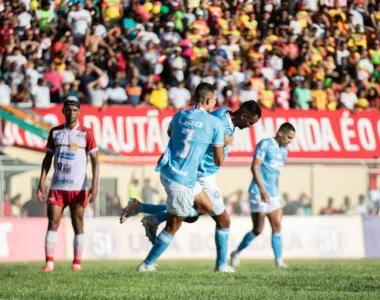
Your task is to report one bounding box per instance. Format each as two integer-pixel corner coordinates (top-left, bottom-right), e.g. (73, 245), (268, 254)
(47, 190), (89, 208)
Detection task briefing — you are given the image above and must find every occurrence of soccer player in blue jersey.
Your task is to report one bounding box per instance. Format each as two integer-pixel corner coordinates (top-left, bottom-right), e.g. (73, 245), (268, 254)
(135, 82), (226, 272)
(121, 101), (261, 272)
(230, 122), (295, 268)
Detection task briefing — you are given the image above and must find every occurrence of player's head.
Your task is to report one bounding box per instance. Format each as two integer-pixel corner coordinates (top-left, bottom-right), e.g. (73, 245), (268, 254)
(276, 122), (296, 147)
(233, 100), (262, 129)
(62, 96), (80, 125)
(194, 82), (217, 113)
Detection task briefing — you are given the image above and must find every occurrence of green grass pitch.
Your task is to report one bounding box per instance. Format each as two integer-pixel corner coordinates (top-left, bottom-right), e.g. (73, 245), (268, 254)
(1, 260), (380, 299)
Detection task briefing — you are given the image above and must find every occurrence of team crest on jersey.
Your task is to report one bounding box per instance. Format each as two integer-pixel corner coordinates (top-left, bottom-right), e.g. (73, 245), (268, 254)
(70, 143), (79, 151)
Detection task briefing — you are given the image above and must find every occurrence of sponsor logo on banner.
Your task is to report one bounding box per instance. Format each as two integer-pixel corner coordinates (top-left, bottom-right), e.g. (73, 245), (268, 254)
(64, 216), (365, 260)
(3, 106), (380, 161)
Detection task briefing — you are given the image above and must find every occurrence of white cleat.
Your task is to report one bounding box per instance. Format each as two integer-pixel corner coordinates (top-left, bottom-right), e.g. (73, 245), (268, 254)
(120, 198), (141, 224)
(230, 251), (240, 268)
(141, 216), (158, 244)
(214, 265), (236, 273)
(276, 263), (288, 269)
(275, 258), (288, 269)
(137, 262), (157, 272)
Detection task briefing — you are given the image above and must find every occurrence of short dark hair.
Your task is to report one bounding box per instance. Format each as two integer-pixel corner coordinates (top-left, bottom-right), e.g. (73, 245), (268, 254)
(240, 100), (262, 118)
(194, 82), (215, 104)
(279, 122), (296, 133)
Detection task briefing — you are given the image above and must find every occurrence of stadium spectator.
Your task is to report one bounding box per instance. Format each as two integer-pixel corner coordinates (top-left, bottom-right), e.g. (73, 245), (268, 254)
(141, 178), (159, 205)
(320, 197), (339, 215)
(295, 193), (312, 216)
(340, 196), (356, 215)
(128, 176), (141, 200)
(22, 188), (45, 217)
(355, 194), (369, 216)
(168, 81), (191, 110)
(0, 0), (377, 110)
(232, 190), (250, 216)
(282, 193), (297, 215)
(1, 191), (13, 217)
(32, 78), (51, 108)
(106, 194), (122, 216)
(11, 194), (22, 217)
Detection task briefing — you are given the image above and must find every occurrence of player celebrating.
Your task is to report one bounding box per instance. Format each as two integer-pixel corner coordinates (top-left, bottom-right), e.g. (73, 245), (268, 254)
(136, 82), (225, 272)
(37, 96), (99, 272)
(230, 123), (295, 268)
(121, 101), (261, 272)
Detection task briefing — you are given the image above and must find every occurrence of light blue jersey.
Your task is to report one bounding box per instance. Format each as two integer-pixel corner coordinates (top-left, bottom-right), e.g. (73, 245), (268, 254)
(197, 108), (235, 178)
(248, 138), (288, 197)
(156, 108), (224, 188)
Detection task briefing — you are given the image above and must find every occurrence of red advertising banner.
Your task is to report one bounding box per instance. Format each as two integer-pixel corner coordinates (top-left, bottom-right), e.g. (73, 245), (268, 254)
(0, 218), (66, 262)
(1, 105), (380, 162)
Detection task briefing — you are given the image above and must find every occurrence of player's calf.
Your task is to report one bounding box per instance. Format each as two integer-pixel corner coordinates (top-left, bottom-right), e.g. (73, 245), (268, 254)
(43, 230), (58, 272)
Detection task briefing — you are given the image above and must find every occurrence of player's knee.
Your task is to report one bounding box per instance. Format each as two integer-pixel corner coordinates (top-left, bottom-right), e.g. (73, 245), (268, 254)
(48, 219), (60, 231)
(252, 227), (263, 236)
(216, 212), (230, 228)
(71, 215), (84, 231)
(165, 222), (181, 235)
(272, 224), (281, 232)
(184, 216), (199, 223)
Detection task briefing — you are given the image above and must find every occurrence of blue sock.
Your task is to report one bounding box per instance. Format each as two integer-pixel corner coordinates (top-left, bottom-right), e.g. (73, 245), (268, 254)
(187, 208), (198, 218)
(215, 227), (229, 268)
(151, 211), (168, 225)
(144, 230), (173, 265)
(271, 232), (282, 259)
(237, 232), (256, 253)
(151, 208), (198, 225)
(136, 203), (166, 214)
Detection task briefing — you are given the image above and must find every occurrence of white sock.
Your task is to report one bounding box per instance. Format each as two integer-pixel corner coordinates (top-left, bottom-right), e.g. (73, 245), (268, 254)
(73, 234), (85, 266)
(45, 231), (58, 268)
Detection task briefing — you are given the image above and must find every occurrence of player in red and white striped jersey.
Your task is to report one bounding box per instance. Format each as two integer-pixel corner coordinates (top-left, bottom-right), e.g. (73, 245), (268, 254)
(37, 96), (99, 272)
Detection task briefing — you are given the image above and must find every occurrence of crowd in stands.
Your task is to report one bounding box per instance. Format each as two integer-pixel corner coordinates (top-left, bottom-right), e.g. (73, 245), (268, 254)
(0, 0), (378, 110)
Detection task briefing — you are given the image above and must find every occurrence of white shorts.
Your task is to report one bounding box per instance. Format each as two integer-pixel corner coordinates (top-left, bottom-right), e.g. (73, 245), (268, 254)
(160, 173), (194, 217)
(249, 193), (283, 214)
(368, 190), (380, 209)
(194, 174), (225, 216)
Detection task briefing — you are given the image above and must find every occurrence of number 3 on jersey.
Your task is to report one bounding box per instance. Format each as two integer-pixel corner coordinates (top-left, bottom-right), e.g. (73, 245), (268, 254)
(176, 128), (194, 159)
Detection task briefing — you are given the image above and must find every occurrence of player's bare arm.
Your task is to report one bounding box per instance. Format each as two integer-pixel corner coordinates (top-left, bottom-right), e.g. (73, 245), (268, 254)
(251, 158), (270, 202)
(89, 151), (99, 203)
(224, 132), (234, 146)
(37, 151), (54, 202)
(213, 146), (224, 167)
